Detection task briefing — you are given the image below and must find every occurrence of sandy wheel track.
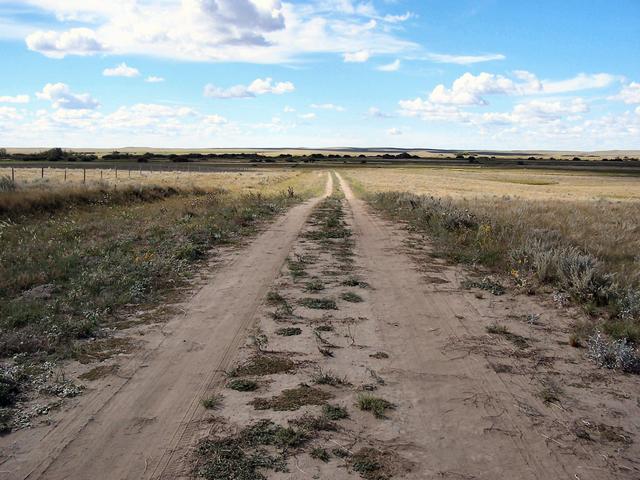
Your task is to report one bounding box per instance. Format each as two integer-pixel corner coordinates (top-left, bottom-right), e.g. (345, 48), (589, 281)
(3, 174), (332, 480)
(334, 173), (636, 479)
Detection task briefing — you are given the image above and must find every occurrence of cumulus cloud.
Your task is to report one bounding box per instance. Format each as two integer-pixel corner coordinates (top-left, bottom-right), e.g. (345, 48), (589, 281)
(0, 107), (23, 121)
(26, 27), (105, 58)
(204, 78), (294, 98)
(145, 76), (165, 83)
(613, 82), (640, 104)
(103, 62), (140, 77)
(425, 71), (619, 106)
(343, 50), (370, 63)
(310, 103), (345, 111)
(0, 94), (30, 104)
(377, 59), (400, 72)
(387, 127), (402, 135)
(21, 1), (415, 63)
(299, 112), (316, 120)
(36, 83), (100, 110)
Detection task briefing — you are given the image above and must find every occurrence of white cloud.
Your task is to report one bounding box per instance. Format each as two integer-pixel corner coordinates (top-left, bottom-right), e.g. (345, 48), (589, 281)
(426, 71), (619, 106)
(283, 105), (296, 113)
(145, 76), (165, 83)
(0, 94), (30, 104)
(387, 127), (402, 135)
(542, 73), (618, 94)
(103, 62), (140, 77)
(299, 112), (316, 120)
(613, 82), (640, 104)
(343, 50), (370, 63)
(383, 12), (413, 23)
(204, 77), (294, 98)
(21, 1), (415, 63)
(377, 59), (400, 72)
(367, 106), (393, 118)
(26, 27), (105, 58)
(36, 83), (100, 110)
(0, 107), (23, 121)
(310, 103), (345, 111)
(424, 53), (506, 65)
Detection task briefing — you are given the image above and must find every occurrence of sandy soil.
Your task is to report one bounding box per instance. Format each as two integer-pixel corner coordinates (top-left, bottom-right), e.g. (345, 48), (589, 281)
(1, 171), (638, 480)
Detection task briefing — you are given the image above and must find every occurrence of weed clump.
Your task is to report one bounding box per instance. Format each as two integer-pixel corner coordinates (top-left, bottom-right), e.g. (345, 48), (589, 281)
(250, 385), (333, 411)
(201, 394), (223, 410)
(276, 327), (302, 336)
(342, 276), (369, 288)
(463, 277), (505, 296)
(299, 298), (338, 310)
(195, 419), (309, 480)
(357, 394), (395, 419)
(486, 323), (509, 335)
(227, 379), (258, 392)
(310, 447), (331, 462)
(350, 447), (412, 480)
(305, 279), (325, 292)
(587, 331), (640, 374)
(323, 403), (349, 420)
(341, 292), (364, 303)
(312, 369), (350, 387)
(229, 355), (295, 377)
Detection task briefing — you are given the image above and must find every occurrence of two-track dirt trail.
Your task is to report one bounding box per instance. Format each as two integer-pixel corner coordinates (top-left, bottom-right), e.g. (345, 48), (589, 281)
(3, 175), (333, 480)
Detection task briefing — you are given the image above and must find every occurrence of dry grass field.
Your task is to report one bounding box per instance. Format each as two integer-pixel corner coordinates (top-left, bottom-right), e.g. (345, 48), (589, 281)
(1, 166), (639, 480)
(343, 166), (640, 201)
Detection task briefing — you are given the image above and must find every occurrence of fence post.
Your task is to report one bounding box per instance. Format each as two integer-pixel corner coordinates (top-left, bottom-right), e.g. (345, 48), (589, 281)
(129, 168), (131, 178)
(115, 167), (118, 179)
(64, 168), (67, 181)
(11, 167), (14, 182)
(83, 168), (86, 184)
(100, 170), (103, 180)
(41, 167), (44, 178)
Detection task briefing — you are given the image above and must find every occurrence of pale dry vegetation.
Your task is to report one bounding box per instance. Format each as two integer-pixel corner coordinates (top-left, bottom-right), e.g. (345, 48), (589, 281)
(345, 168), (640, 347)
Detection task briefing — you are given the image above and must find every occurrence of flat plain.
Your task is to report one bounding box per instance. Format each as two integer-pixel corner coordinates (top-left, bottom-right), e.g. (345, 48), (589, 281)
(0, 162), (638, 480)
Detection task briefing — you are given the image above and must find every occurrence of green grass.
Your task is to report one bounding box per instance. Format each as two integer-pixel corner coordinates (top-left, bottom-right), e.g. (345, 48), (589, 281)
(341, 292), (363, 303)
(201, 394), (223, 410)
(299, 298), (338, 310)
(357, 394), (395, 419)
(323, 403), (349, 420)
(226, 379), (258, 392)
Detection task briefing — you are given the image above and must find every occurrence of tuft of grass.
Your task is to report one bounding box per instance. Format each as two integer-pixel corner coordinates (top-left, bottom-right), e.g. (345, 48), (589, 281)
(486, 323), (509, 335)
(201, 394), (223, 410)
(228, 355), (295, 377)
(299, 298), (338, 310)
(323, 403), (349, 420)
(290, 414), (337, 432)
(341, 292), (364, 303)
(357, 394), (395, 419)
(463, 277), (506, 296)
(305, 279), (325, 292)
(342, 276), (369, 288)
(287, 259), (307, 279)
(312, 369), (349, 387)
(310, 447), (331, 462)
(314, 325), (334, 332)
(266, 291), (286, 305)
(275, 327), (302, 336)
(226, 379), (258, 392)
(538, 380), (563, 404)
(350, 447), (412, 480)
(250, 385), (333, 411)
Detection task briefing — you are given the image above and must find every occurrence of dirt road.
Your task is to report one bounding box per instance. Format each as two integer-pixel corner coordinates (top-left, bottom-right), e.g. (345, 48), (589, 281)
(1, 176), (332, 479)
(2, 171), (637, 480)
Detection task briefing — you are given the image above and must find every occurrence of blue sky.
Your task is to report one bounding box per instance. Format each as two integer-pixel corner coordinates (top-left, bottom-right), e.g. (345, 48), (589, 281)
(0, 0), (639, 149)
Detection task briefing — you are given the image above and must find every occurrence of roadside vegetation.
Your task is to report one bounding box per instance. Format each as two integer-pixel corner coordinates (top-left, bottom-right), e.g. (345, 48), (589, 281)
(365, 191), (640, 357)
(0, 171), (322, 430)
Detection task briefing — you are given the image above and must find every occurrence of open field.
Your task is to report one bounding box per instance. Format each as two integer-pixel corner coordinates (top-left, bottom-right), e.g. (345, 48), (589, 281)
(1, 166), (638, 480)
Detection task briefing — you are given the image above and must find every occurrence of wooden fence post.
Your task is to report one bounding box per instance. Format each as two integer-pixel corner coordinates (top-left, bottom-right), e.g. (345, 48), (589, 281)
(11, 167), (14, 182)
(83, 169), (86, 184)
(100, 170), (103, 180)
(115, 167), (118, 179)
(41, 167), (44, 178)
(64, 168), (67, 181)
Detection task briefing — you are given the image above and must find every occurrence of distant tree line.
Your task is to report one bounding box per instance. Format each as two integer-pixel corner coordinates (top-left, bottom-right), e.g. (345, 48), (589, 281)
(0, 148), (97, 162)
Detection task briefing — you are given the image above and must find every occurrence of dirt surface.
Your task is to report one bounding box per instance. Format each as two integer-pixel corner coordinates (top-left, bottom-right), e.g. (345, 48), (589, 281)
(2, 171), (638, 480)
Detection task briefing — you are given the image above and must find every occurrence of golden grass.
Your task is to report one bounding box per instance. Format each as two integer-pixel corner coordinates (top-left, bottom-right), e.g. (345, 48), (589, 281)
(343, 167), (640, 201)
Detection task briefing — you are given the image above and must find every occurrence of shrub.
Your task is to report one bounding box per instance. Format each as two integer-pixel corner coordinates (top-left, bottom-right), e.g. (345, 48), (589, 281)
(587, 331), (640, 374)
